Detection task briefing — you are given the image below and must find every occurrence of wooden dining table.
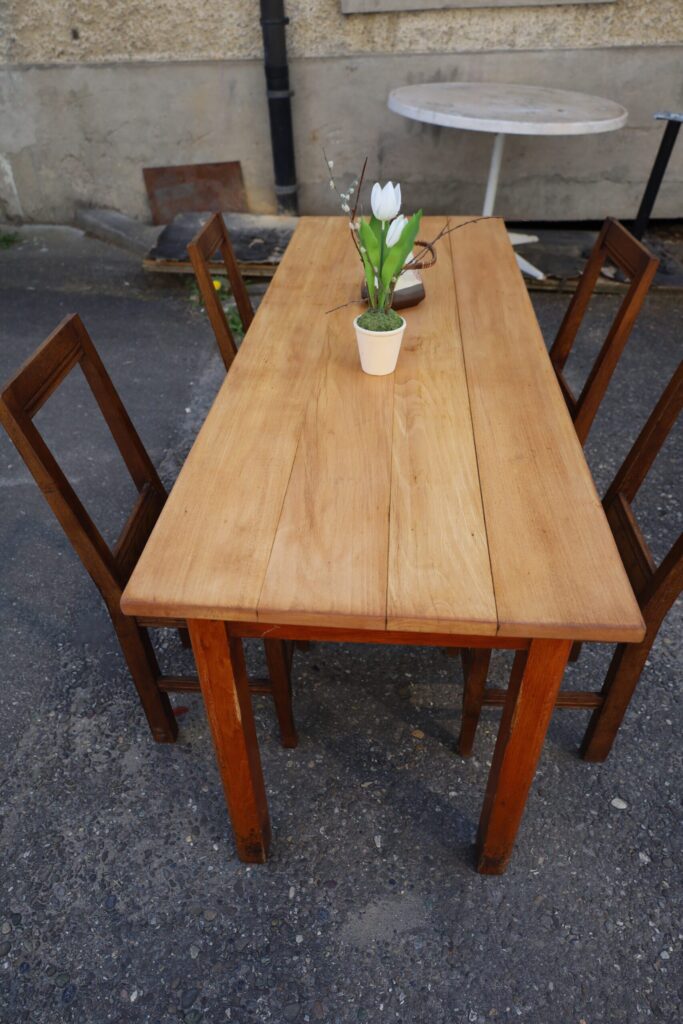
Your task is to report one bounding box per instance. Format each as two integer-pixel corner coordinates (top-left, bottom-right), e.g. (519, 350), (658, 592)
(121, 216), (645, 874)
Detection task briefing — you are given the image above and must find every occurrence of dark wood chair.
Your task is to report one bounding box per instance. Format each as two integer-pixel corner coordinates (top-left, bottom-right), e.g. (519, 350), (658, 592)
(458, 361), (682, 761)
(0, 314), (297, 747)
(187, 213), (255, 371)
(549, 218), (659, 446)
(458, 219), (660, 742)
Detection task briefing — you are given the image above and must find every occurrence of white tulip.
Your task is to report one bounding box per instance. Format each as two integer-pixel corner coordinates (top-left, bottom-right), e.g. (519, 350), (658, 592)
(371, 181), (402, 221)
(386, 214), (408, 248)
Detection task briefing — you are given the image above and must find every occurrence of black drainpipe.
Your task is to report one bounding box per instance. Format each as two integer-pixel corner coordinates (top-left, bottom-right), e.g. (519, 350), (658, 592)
(259, 0), (299, 214)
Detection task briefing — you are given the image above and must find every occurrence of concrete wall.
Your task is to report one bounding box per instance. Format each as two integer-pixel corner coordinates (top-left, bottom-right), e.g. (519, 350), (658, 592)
(1, 1), (682, 223)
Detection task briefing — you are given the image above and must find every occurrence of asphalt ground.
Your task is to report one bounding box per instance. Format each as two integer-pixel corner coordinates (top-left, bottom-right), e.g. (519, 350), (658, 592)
(0, 227), (680, 1023)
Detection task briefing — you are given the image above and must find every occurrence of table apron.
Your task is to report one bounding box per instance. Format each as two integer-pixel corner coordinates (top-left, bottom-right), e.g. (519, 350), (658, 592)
(226, 621), (529, 650)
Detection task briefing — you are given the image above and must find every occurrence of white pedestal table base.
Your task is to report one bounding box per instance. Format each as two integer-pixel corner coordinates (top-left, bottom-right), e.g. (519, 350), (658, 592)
(483, 132), (544, 281)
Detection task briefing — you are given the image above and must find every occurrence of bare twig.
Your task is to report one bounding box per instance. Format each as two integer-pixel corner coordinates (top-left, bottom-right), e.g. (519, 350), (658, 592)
(322, 159), (487, 315)
(325, 297), (367, 315)
(351, 156), (368, 224)
(326, 218), (488, 314)
(321, 146), (335, 185)
(323, 148), (367, 260)
(404, 217), (487, 270)
(347, 157), (368, 261)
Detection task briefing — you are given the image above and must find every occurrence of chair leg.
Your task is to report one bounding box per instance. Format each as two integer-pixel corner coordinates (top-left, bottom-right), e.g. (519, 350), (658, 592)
(569, 640), (582, 662)
(457, 648), (492, 757)
(115, 615), (178, 743)
(264, 639), (298, 749)
(580, 638), (651, 762)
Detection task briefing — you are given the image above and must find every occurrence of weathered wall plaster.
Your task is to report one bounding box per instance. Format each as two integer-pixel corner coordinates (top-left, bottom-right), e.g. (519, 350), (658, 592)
(2, 46), (681, 223)
(1, 3), (681, 222)
(4, 0), (683, 65)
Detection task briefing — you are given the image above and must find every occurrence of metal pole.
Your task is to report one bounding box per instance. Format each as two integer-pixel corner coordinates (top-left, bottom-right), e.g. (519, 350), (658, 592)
(259, 0), (299, 214)
(632, 117), (681, 240)
(483, 133), (505, 216)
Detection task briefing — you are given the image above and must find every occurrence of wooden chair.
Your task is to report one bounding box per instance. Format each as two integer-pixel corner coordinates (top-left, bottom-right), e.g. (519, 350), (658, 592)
(458, 219), (659, 741)
(188, 213), (254, 371)
(0, 314), (297, 747)
(549, 218), (659, 445)
(457, 222), (658, 695)
(458, 361), (682, 761)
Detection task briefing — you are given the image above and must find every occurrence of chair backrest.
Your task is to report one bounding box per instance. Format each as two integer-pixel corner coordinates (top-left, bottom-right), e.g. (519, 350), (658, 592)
(549, 218), (659, 445)
(187, 213), (255, 371)
(0, 314), (166, 611)
(603, 361), (682, 631)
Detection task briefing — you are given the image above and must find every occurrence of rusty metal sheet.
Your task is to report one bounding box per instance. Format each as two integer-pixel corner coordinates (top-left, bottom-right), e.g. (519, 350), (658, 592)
(142, 161), (248, 224)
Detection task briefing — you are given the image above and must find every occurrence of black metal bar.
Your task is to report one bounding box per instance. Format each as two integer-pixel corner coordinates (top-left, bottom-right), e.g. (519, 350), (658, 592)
(632, 118), (681, 240)
(259, 0), (298, 214)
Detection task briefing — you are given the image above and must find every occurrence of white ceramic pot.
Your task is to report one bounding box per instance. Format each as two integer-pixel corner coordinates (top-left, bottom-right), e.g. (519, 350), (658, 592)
(353, 315), (407, 376)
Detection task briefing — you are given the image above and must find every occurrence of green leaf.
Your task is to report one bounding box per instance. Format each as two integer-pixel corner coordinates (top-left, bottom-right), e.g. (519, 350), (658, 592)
(369, 215), (383, 246)
(360, 248), (376, 306)
(380, 211), (422, 289)
(358, 218), (379, 269)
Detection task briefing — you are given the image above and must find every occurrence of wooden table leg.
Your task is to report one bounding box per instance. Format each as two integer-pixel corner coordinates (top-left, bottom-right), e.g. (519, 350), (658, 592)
(264, 638), (298, 749)
(476, 638), (571, 874)
(457, 648), (491, 757)
(188, 619), (271, 863)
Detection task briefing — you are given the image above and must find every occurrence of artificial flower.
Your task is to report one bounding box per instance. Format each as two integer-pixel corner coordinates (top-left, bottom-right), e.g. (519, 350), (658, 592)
(386, 215), (408, 248)
(371, 181), (401, 221)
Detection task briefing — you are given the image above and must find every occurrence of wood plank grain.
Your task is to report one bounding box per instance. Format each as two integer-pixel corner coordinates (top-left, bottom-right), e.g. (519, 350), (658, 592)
(257, 250), (393, 629)
(387, 219), (497, 635)
(122, 218), (352, 621)
(124, 215), (645, 644)
(450, 217), (645, 643)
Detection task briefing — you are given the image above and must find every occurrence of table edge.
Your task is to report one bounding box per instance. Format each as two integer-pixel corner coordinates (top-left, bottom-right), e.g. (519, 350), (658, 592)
(121, 593), (645, 644)
(387, 94), (628, 136)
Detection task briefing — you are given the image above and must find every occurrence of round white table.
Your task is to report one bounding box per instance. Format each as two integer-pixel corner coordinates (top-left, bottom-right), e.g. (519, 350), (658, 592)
(388, 83), (628, 279)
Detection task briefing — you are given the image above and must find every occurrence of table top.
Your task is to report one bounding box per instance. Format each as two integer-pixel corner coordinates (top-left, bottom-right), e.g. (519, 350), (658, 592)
(122, 216), (644, 643)
(388, 83), (628, 136)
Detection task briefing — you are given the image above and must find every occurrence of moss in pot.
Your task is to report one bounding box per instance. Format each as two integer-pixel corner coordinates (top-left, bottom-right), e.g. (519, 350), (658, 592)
(353, 303), (408, 377)
(356, 308), (404, 333)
